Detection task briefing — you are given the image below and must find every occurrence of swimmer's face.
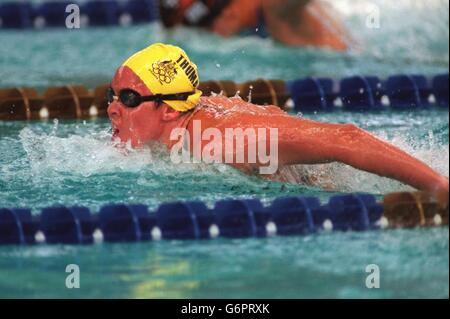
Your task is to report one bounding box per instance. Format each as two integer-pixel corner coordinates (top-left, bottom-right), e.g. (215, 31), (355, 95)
(107, 66), (166, 147)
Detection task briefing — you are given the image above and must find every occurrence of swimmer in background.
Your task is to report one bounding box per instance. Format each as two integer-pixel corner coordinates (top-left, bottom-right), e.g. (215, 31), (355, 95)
(159, 0), (352, 51)
(107, 43), (449, 194)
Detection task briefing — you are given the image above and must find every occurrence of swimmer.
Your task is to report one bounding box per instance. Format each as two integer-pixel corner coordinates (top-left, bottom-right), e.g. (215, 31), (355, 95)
(107, 43), (449, 193)
(159, 0), (351, 51)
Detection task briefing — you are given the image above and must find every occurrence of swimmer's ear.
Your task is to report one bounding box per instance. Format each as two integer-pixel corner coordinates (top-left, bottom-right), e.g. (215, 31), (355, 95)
(161, 104), (182, 122)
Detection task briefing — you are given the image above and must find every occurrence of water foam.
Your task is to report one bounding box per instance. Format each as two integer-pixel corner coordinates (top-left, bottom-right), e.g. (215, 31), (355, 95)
(17, 121), (243, 181)
(19, 126), (153, 177)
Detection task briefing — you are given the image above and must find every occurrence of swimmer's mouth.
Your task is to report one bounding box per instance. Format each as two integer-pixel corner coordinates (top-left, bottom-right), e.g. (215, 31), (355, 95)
(112, 128), (120, 138)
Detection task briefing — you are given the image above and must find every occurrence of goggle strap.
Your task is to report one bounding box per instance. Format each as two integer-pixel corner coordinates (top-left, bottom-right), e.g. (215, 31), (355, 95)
(107, 88), (195, 105)
(143, 92), (195, 102)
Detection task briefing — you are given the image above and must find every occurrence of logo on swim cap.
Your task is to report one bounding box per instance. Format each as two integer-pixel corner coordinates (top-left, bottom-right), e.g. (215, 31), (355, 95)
(122, 43), (203, 112)
(151, 60), (178, 85)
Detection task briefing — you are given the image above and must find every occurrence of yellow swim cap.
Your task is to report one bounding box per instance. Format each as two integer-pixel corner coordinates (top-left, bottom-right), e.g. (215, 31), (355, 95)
(122, 43), (202, 112)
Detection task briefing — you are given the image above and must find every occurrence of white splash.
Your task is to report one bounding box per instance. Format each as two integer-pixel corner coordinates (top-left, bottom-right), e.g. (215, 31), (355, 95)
(19, 126), (153, 177)
(18, 124), (240, 180)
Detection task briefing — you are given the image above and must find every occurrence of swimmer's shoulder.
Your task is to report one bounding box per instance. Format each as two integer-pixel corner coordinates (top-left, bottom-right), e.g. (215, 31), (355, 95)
(197, 95), (288, 115)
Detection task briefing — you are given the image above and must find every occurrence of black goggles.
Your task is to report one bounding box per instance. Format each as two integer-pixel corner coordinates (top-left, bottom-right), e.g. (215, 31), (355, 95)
(106, 87), (195, 108)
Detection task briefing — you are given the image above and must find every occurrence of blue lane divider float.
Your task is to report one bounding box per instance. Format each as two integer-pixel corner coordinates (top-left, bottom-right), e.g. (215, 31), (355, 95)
(83, 0), (120, 27)
(214, 199), (259, 238)
(99, 204), (154, 242)
(34, 1), (72, 28)
(432, 73), (449, 107)
(288, 77), (336, 112)
(385, 74), (431, 109)
(0, 193), (388, 246)
(339, 76), (384, 111)
(40, 206), (95, 244)
(0, 0), (159, 29)
(0, 208), (37, 245)
(0, 2), (34, 29)
(121, 0), (158, 25)
(326, 194), (382, 231)
(287, 73), (449, 112)
(270, 197), (318, 235)
(156, 202), (201, 240)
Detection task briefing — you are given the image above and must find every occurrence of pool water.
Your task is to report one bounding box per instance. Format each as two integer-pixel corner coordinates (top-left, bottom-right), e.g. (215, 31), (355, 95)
(0, 0), (449, 298)
(0, 228), (448, 298)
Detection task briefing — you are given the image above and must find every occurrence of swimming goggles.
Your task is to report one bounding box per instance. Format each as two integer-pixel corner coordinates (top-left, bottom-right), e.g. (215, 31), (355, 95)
(106, 87), (195, 108)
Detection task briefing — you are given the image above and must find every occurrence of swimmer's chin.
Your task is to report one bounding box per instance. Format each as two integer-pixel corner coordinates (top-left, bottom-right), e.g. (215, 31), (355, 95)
(110, 128), (138, 148)
(111, 134), (155, 150)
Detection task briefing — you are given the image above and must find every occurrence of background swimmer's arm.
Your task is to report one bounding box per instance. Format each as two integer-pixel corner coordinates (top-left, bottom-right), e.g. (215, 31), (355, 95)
(211, 0), (263, 36)
(211, 0), (311, 37)
(262, 0), (350, 50)
(277, 118), (449, 192)
(264, 0), (311, 26)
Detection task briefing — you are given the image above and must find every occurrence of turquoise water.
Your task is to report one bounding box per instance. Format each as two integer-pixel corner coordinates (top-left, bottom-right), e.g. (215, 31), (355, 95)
(0, 229), (448, 298)
(0, 0), (449, 298)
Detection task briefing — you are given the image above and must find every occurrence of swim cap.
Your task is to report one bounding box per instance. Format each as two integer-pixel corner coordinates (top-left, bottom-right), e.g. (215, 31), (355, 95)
(122, 43), (202, 112)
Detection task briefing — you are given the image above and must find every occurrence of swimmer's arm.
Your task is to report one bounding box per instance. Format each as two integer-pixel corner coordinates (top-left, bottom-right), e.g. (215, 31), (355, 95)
(211, 0), (312, 37)
(277, 118), (449, 192)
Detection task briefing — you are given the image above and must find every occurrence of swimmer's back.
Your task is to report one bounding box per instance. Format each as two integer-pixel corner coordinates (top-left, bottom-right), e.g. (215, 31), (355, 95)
(190, 95), (289, 128)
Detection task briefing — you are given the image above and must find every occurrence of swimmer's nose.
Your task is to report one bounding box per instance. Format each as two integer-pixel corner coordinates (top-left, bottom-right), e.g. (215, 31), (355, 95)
(107, 101), (121, 121)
